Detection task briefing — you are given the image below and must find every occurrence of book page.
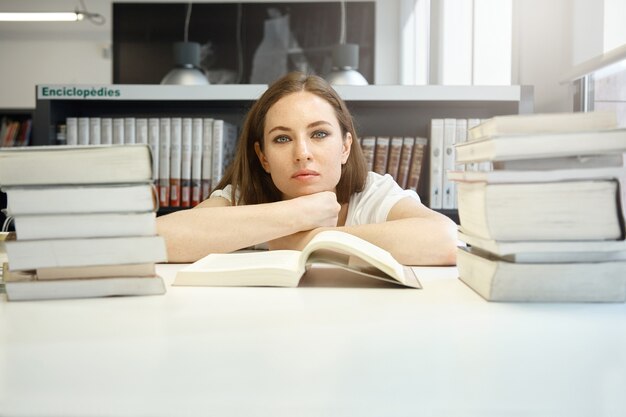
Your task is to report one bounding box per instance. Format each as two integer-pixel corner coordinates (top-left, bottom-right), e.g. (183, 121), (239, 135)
(184, 250), (302, 272)
(301, 231), (406, 284)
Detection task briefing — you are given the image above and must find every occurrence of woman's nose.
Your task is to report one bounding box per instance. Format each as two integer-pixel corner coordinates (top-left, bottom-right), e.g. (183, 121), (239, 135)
(294, 138), (313, 161)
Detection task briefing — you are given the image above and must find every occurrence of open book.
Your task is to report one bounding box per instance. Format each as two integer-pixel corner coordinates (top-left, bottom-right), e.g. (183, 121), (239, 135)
(173, 230), (421, 288)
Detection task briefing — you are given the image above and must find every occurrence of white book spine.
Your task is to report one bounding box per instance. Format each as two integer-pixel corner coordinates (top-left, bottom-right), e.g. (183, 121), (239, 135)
(148, 118), (160, 183)
(212, 119), (225, 188)
(429, 119), (444, 209)
(181, 117), (193, 208)
(136, 118), (148, 145)
(89, 117), (101, 145)
(465, 118), (481, 171)
(191, 117), (204, 206)
(169, 117), (182, 207)
(100, 118), (113, 145)
(442, 118), (456, 209)
(124, 117), (136, 144)
(66, 117), (78, 146)
(159, 118), (171, 208)
(77, 117), (90, 145)
(112, 118), (124, 145)
(201, 118), (214, 199)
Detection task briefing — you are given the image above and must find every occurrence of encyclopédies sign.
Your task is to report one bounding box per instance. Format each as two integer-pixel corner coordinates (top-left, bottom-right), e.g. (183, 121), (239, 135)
(39, 86), (122, 99)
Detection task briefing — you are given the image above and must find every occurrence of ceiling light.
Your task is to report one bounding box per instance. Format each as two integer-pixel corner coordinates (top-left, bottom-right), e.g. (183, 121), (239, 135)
(0, 12), (84, 22)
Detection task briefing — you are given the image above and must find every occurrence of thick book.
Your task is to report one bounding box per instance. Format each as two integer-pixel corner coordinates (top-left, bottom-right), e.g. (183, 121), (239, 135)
(3, 183), (157, 215)
(385, 136), (403, 180)
(13, 212), (157, 240)
(211, 120), (238, 188)
(173, 230), (421, 288)
(36, 263), (156, 280)
(373, 136), (390, 175)
(447, 165), (626, 184)
(442, 118), (457, 209)
(0, 145), (152, 186)
(455, 128), (626, 164)
(406, 137), (427, 192)
(5, 235), (167, 271)
(456, 179), (622, 241)
(169, 117), (182, 207)
(491, 153), (625, 171)
(180, 117), (193, 207)
(158, 118), (171, 208)
(458, 229), (626, 264)
(457, 247), (626, 302)
(191, 117), (204, 206)
(468, 111), (617, 141)
(396, 137), (415, 188)
(2, 264), (166, 301)
(360, 136), (376, 172)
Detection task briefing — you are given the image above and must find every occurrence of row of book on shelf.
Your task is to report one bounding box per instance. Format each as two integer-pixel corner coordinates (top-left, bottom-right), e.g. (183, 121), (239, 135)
(451, 110), (626, 302)
(63, 116), (431, 209)
(0, 144), (167, 301)
(62, 116), (238, 208)
(1, 116), (32, 148)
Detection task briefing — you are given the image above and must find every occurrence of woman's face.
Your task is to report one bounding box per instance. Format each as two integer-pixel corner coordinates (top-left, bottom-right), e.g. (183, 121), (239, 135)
(255, 91), (352, 200)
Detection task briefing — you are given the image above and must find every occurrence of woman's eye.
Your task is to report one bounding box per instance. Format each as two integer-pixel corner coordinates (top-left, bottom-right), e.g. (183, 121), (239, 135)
(312, 130), (328, 139)
(273, 135), (290, 143)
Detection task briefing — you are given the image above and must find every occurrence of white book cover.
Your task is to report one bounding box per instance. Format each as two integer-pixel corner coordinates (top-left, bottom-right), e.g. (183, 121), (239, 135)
(148, 118), (160, 183)
(466, 118), (481, 171)
(158, 118), (171, 208)
(181, 117), (193, 208)
(89, 117), (101, 145)
(429, 119), (444, 209)
(201, 118), (214, 199)
(77, 117), (90, 145)
(169, 117), (182, 207)
(101, 118), (113, 145)
(112, 118), (124, 145)
(442, 118), (457, 209)
(136, 118), (148, 145)
(124, 117), (136, 144)
(191, 117), (204, 206)
(66, 117), (78, 146)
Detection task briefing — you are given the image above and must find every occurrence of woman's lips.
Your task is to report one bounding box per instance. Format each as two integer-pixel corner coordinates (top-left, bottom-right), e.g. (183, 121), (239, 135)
(292, 169), (320, 179)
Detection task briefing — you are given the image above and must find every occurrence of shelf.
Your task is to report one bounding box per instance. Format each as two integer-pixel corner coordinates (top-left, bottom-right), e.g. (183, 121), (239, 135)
(36, 84), (530, 104)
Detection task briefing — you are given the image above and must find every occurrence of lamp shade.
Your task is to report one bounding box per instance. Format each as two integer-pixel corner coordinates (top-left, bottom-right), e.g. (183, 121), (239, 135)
(326, 43), (368, 86)
(161, 42), (209, 85)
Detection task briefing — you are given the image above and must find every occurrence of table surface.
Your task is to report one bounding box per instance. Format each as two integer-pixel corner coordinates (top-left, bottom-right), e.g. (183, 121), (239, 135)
(1, 263), (625, 417)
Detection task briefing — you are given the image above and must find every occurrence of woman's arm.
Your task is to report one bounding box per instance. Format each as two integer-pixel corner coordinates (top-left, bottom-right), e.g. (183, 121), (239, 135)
(156, 191), (341, 262)
(340, 197), (458, 265)
(269, 197), (458, 266)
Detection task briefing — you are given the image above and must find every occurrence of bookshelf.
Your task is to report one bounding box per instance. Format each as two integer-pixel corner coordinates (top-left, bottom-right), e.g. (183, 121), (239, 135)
(32, 84), (533, 216)
(1, 108), (34, 230)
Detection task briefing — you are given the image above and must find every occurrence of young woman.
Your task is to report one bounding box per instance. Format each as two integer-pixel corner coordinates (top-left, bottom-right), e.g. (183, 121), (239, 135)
(157, 72), (457, 265)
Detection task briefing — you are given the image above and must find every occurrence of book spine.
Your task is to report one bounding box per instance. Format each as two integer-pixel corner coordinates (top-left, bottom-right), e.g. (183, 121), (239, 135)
(77, 117), (90, 145)
(465, 118), (481, 171)
(180, 117), (193, 208)
(373, 136), (390, 175)
(66, 117), (78, 146)
(191, 118), (204, 206)
(386, 136), (404, 181)
(397, 137), (415, 189)
(89, 117), (101, 145)
(158, 118), (171, 208)
(442, 118), (457, 209)
(136, 118), (148, 145)
(429, 119), (444, 209)
(124, 117), (136, 144)
(148, 118), (160, 185)
(169, 117), (182, 207)
(212, 120), (224, 188)
(100, 118), (113, 145)
(407, 137), (427, 192)
(201, 118), (214, 199)
(112, 118), (124, 145)
(360, 136), (376, 172)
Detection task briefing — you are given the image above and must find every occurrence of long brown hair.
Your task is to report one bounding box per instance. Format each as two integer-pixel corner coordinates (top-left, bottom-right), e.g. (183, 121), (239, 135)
(215, 72), (367, 205)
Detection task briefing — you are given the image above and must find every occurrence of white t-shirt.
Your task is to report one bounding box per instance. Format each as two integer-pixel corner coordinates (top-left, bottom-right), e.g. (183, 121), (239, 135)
(210, 171), (420, 225)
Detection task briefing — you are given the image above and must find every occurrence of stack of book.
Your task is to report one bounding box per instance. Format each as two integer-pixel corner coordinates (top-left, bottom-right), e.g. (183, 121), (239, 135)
(449, 111), (626, 302)
(0, 145), (168, 301)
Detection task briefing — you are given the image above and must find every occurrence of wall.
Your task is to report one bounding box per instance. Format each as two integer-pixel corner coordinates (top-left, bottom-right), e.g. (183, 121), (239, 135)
(0, 0), (610, 112)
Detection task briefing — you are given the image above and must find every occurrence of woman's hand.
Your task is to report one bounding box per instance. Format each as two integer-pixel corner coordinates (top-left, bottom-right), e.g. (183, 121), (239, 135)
(292, 191), (341, 230)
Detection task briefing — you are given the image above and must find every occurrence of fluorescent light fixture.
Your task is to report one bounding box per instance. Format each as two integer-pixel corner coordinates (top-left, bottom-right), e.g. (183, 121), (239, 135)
(0, 12), (84, 22)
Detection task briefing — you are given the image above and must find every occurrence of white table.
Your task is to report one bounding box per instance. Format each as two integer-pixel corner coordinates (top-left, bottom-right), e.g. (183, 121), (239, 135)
(1, 264), (625, 417)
